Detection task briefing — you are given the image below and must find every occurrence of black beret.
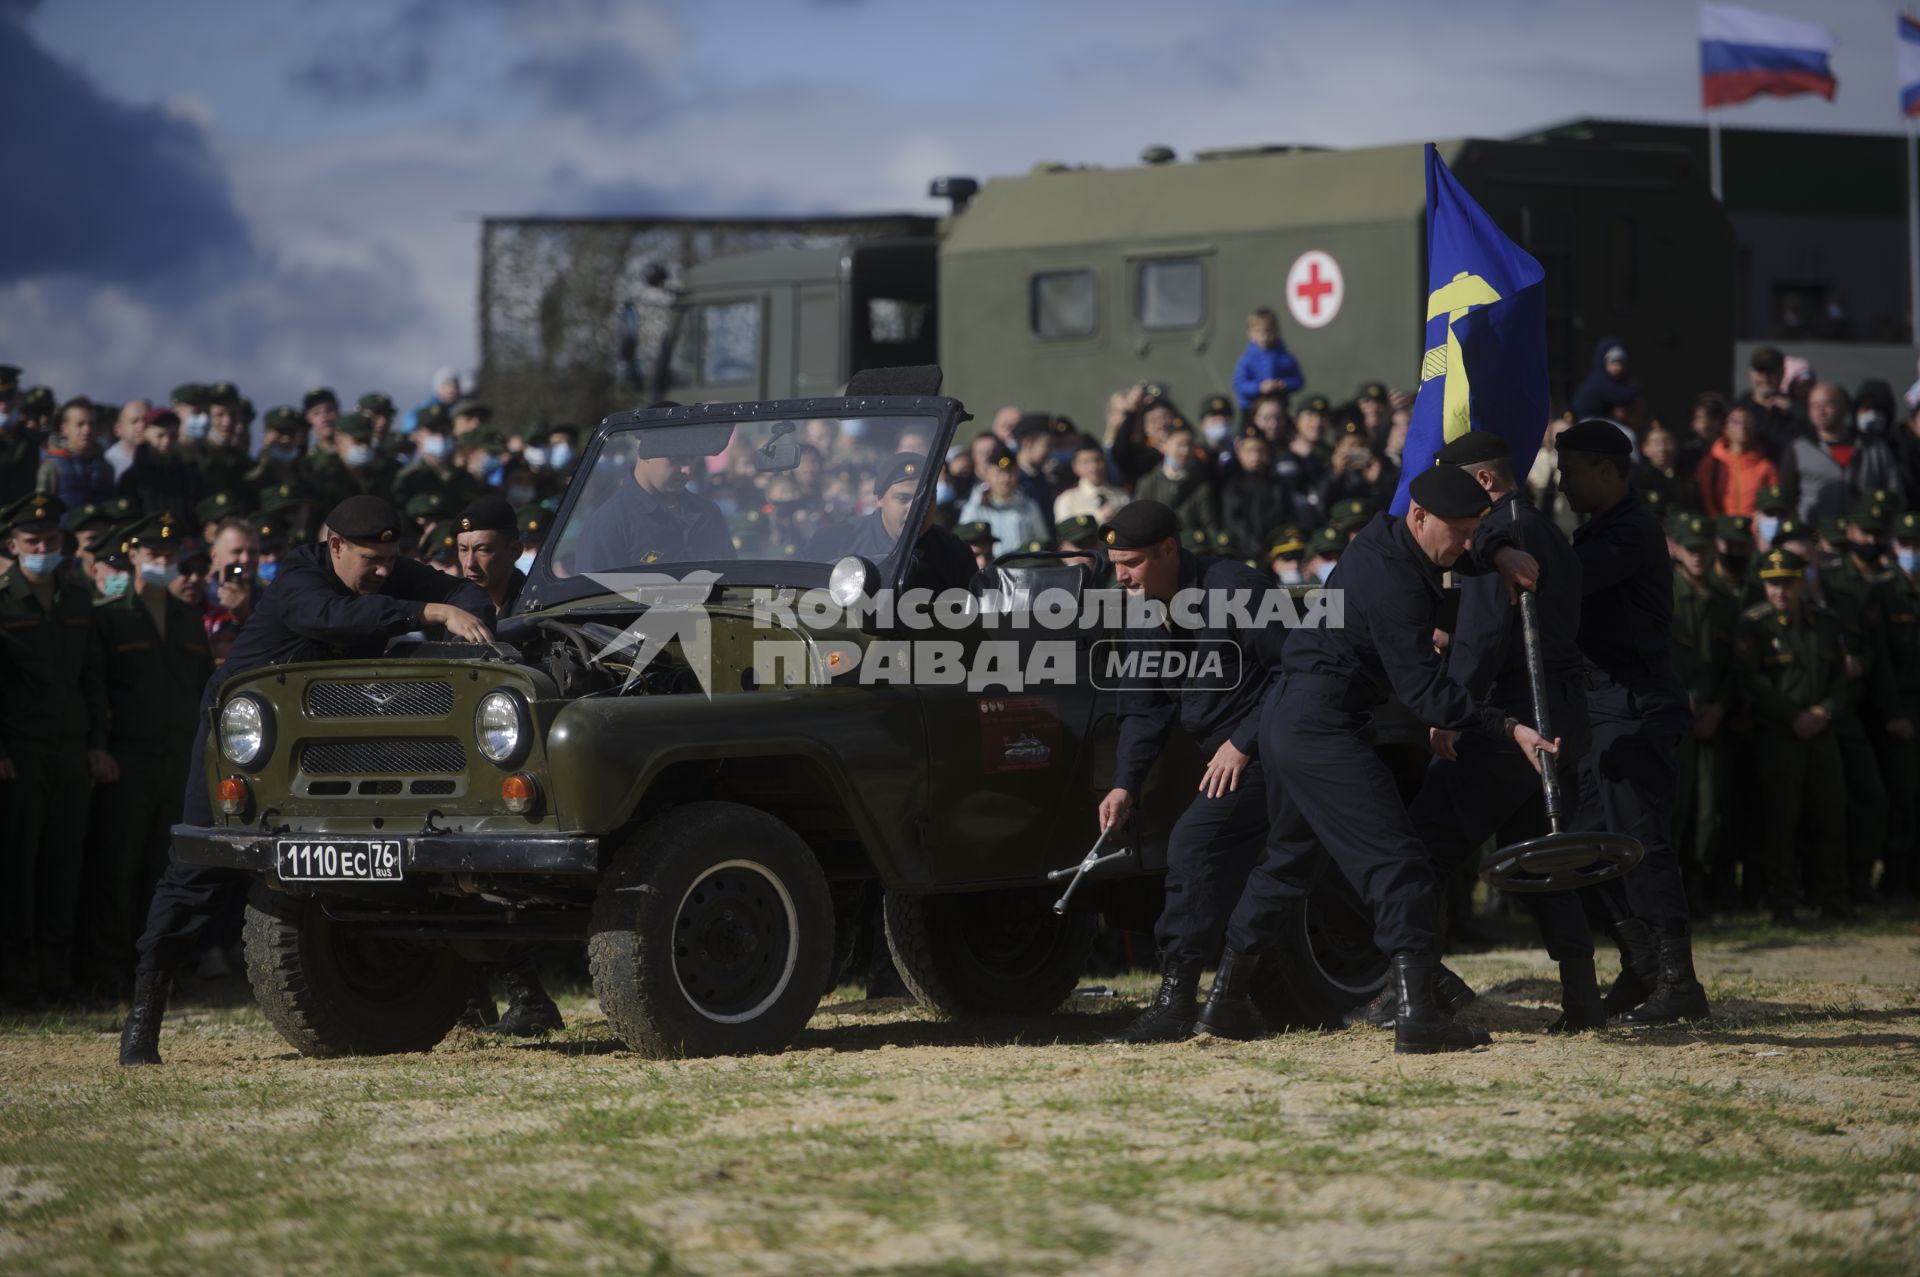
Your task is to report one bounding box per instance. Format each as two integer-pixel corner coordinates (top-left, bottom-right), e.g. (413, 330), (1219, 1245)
(303, 386), (339, 411)
(326, 494), (407, 544)
(1433, 432), (1512, 467)
(874, 452), (925, 496)
(1099, 500), (1180, 550)
(456, 494), (517, 535)
(1757, 548), (1807, 580)
(1557, 419), (1632, 456)
(1407, 465), (1495, 519)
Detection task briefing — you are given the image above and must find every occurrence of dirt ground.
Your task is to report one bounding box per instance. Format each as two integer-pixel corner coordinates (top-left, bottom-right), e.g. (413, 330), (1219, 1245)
(1, 920), (1916, 1276)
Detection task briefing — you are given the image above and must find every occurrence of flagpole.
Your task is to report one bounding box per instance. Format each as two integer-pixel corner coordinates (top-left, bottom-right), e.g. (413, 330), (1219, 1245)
(1909, 114), (1919, 343)
(1708, 112), (1723, 203)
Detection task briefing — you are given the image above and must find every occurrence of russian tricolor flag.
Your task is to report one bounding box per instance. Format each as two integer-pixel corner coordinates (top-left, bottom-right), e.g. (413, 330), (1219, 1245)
(1700, 4), (1837, 109)
(1900, 14), (1920, 117)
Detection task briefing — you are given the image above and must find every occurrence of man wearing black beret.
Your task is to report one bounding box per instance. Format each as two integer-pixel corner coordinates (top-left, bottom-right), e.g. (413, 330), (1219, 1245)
(1095, 500), (1289, 1043)
(454, 494), (530, 617)
(806, 453), (975, 594)
(1557, 419), (1709, 1025)
(1386, 432), (1601, 1032)
(121, 494), (496, 1065)
(1203, 465), (1557, 1053)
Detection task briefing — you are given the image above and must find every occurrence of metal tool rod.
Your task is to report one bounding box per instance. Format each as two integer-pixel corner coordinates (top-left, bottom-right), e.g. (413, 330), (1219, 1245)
(1049, 827), (1131, 914)
(1518, 590), (1564, 834)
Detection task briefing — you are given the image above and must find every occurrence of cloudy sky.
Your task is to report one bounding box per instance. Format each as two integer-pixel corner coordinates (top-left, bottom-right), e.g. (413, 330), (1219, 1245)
(1, 0), (1906, 413)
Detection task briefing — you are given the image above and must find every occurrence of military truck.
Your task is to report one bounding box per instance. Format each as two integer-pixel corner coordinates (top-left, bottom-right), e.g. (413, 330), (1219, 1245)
(658, 138), (1732, 430)
(173, 379), (1382, 1059)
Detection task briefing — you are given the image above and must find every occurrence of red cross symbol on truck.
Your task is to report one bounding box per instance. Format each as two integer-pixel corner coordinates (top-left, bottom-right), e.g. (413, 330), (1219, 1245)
(1286, 250), (1343, 329)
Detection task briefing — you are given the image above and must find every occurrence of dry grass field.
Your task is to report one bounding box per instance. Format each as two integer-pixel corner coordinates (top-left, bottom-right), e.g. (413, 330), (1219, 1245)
(2, 915), (1916, 1276)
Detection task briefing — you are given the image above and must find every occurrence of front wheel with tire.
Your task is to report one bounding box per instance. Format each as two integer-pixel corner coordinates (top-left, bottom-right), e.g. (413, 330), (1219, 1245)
(884, 887), (1098, 1019)
(588, 802), (833, 1058)
(243, 886), (473, 1058)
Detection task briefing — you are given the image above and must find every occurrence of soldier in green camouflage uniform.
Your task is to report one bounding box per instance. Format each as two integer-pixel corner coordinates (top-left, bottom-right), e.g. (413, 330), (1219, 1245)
(1819, 498), (1901, 903)
(0, 493), (114, 1007)
(82, 515), (214, 996)
(1668, 513), (1737, 905)
(1866, 510), (1920, 898)
(1735, 548), (1849, 923)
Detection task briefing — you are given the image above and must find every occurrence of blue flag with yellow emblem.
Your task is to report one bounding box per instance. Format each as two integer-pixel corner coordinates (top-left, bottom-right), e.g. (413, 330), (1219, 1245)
(1389, 144), (1549, 515)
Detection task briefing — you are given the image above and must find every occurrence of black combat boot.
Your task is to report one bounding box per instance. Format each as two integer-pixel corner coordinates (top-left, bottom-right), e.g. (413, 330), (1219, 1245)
(1392, 953), (1491, 1054)
(118, 969), (171, 1066)
(1343, 961), (1474, 1029)
(1618, 928), (1711, 1026)
(1193, 948), (1266, 1040)
(477, 959), (564, 1037)
(1545, 956), (1607, 1033)
(1600, 917), (1661, 1017)
(1107, 957), (1203, 1043)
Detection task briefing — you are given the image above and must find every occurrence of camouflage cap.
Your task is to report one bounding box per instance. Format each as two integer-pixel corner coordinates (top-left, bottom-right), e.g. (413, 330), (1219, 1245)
(1668, 512), (1715, 550)
(1714, 514), (1754, 549)
(1308, 526), (1345, 558)
(5, 492), (66, 533)
(263, 405), (304, 433)
(357, 392), (395, 415)
(1057, 514), (1098, 546)
(1757, 547), (1807, 581)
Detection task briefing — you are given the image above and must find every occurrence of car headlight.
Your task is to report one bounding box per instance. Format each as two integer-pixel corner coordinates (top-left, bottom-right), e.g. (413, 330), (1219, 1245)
(219, 694), (272, 769)
(829, 555), (880, 609)
(475, 689), (530, 767)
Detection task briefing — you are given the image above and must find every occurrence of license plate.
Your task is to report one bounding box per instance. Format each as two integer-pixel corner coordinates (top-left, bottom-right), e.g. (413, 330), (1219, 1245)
(276, 840), (404, 882)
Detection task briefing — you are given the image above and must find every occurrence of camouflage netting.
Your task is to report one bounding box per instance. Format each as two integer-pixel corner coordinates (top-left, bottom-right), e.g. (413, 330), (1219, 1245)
(478, 215), (933, 436)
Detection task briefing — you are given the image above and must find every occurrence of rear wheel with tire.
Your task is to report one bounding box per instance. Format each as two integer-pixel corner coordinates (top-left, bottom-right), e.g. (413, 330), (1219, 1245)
(884, 887), (1098, 1018)
(588, 802), (833, 1058)
(1249, 871), (1390, 1029)
(243, 886), (473, 1058)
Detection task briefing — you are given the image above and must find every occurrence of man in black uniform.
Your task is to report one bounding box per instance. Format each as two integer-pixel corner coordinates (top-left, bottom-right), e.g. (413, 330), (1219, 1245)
(1205, 466), (1557, 1054)
(807, 454), (975, 594)
(1092, 500), (1285, 1043)
(1556, 420), (1710, 1025)
(574, 442), (735, 572)
(1400, 434), (1600, 1030)
(449, 495), (564, 1035)
(120, 495), (495, 1065)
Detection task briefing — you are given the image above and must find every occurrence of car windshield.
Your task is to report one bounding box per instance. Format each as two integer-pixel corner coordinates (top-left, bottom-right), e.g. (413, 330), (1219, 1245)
(543, 413), (941, 584)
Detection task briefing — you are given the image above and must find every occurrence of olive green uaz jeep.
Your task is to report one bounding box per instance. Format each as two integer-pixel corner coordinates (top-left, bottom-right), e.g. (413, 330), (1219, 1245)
(174, 379), (1386, 1058)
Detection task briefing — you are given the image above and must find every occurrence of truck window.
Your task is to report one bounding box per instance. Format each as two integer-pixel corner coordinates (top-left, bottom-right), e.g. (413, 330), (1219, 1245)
(1135, 258), (1205, 330)
(700, 300), (760, 385)
(1031, 270), (1096, 339)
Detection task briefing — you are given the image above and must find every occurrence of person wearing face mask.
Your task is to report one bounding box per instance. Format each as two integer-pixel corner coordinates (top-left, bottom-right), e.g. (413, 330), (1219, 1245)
(1265, 527), (1309, 586)
(1667, 513), (1738, 918)
(243, 406), (318, 494)
(1133, 425), (1218, 537)
(1195, 395), (1240, 462)
(1710, 516), (1760, 609)
(512, 505), (547, 577)
(1751, 483), (1793, 559)
(1783, 382), (1905, 524)
(393, 408), (480, 513)
(115, 408), (206, 524)
(540, 424), (581, 487)
(188, 383), (255, 499)
(81, 515), (214, 1002)
(1304, 525), (1344, 583)
(308, 410), (398, 508)
(1218, 428), (1287, 557)
(357, 392), (400, 456)
(1868, 510), (1920, 900)
(0, 493), (117, 1010)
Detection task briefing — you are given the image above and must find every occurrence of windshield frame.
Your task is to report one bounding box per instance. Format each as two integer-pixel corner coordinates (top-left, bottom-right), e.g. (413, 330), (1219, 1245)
(516, 394), (967, 614)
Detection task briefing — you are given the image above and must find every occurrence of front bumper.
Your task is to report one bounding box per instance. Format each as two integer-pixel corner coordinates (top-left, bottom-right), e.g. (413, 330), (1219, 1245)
(171, 826), (601, 877)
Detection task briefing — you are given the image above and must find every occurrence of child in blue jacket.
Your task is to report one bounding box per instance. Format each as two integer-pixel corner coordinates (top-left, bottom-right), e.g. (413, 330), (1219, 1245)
(1233, 307), (1305, 411)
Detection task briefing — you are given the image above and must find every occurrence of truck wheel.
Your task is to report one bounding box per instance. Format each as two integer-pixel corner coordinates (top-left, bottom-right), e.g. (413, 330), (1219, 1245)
(1248, 872), (1390, 1029)
(588, 802), (833, 1058)
(883, 888), (1097, 1018)
(243, 886), (471, 1058)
